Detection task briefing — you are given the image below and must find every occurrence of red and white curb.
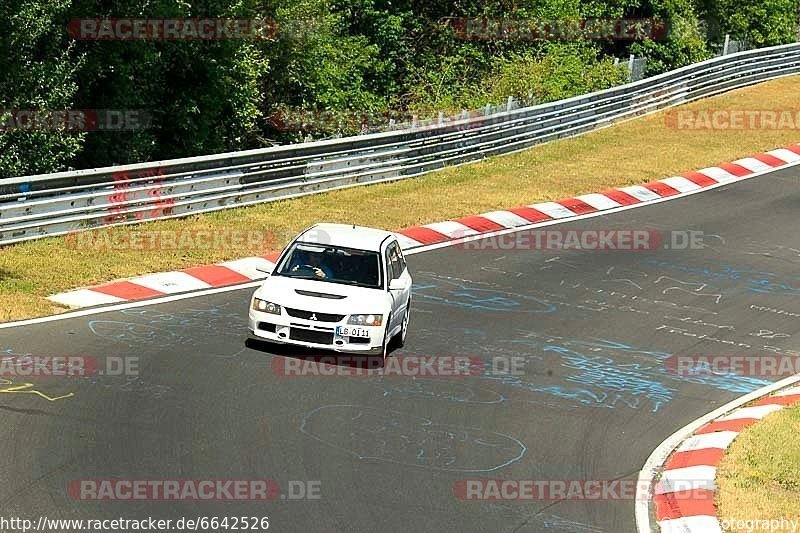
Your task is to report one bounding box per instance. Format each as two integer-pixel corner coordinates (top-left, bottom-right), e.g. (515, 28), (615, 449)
(652, 385), (800, 532)
(48, 144), (800, 309)
(48, 253), (281, 308)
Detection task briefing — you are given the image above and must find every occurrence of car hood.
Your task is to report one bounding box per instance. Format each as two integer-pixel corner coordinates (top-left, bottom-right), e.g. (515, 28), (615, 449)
(254, 275), (389, 314)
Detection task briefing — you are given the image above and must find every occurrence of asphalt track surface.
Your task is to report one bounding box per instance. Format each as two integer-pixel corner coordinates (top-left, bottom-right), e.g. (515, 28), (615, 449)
(1, 166), (799, 533)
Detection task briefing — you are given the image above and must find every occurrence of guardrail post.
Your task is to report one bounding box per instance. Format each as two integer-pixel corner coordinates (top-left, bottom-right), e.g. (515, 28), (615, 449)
(723, 34), (730, 55)
(507, 96), (514, 112)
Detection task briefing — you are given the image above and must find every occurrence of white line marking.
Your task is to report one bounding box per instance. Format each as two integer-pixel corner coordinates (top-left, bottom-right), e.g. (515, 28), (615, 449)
(47, 289), (127, 308)
(619, 185), (663, 202)
(528, 201), (577, 218)
(0, 281), (263, 329)
(660, 176), (702, 193)
(766, 148), (800, 163)
(695, 167), (736, 183)
(218, 257), (274, 280)
(674, 431), (738, 453)
(422, 220), (478, 238)
(732, 157), (772, 173)
(575, 193), (622, 210)
(715, 404), (783, 421)
(480, 210), (533, 228)
(656, 466), (717, 494)
(128, 271), (212, 294)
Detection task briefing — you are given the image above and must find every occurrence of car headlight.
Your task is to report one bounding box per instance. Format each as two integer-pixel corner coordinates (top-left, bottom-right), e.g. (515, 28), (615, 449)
(252, 298), (281, 315)
(347, 314), (383, 326)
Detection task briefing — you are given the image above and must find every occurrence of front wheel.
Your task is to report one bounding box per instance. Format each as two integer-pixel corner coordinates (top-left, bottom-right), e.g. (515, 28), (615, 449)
(396, 304), (410, 348)
(380, 323), (391, 362)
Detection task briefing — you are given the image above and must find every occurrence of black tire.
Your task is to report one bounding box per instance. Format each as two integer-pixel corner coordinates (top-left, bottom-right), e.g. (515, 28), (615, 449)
(396, 303), (410, 348)
(381, 323), (391, 363)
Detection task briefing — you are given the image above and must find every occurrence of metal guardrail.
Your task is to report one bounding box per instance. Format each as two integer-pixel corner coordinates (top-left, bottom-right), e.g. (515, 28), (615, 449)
(2, 42), (800, 246)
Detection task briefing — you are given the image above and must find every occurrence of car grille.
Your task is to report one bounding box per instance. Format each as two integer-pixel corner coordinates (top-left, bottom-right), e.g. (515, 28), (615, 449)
(289, 328), (334, 345)
(285, 307), (345, 323)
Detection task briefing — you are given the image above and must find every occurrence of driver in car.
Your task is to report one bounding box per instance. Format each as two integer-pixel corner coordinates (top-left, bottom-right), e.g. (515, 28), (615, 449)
(290, 250), (334, 279)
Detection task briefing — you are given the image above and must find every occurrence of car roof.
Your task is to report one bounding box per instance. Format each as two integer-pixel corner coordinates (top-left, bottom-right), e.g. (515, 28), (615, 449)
(296, 223), (396, 252)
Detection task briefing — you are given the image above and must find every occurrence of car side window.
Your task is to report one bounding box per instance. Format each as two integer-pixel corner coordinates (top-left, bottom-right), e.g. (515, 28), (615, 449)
(396, 244), (407, 274)
(385, 248), (395, 282)
(388, 243), (403, 279)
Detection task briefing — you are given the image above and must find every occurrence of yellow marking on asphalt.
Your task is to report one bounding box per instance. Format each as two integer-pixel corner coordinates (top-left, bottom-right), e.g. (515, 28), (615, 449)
(0, 378), (74, 401)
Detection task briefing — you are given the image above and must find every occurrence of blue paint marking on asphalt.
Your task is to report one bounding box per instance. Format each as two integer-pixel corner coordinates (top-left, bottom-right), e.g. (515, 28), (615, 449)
(88, 304), (247, 358)
(377, 379), (505, 404)
(299, 404), (527, 472)
(411, 276), (557, 314)
(642, 258), (800, 295)
(462, 330), (771, 412)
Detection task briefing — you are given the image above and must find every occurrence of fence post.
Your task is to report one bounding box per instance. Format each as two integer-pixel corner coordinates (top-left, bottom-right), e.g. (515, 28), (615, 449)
(507, 96), (514, 111)
(723, 34), (730, 55)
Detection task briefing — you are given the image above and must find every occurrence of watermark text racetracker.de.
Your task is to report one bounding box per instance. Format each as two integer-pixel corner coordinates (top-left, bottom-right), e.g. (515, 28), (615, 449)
(65, 229), (275, 252)
(666, 354), (800, 377)
(665, 109), (800, 130)
(68, 479), (320, 501)
(67, 18), (279, 40)
(454, 478), (707, 501)
(0, 109), (149, 131)
(271, 354), (526, 377)
(440, 17), (667, 41)
(0, 355), (138, 377)
(456, 229), (707, 251)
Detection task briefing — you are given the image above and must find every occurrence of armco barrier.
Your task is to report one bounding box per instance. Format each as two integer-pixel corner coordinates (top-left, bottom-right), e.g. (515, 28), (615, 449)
(2, 43), (800, 246)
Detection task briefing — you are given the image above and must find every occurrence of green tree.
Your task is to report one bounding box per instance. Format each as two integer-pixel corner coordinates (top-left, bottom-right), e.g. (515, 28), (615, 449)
(0, 0), (85, 178)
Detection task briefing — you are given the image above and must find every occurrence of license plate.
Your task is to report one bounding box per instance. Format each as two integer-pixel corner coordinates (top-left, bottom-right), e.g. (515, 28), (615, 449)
(336, 326), (370, 338)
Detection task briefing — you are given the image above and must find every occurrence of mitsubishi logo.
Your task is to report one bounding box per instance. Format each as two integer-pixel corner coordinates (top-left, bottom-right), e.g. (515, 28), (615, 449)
(310, 313), (318, 321)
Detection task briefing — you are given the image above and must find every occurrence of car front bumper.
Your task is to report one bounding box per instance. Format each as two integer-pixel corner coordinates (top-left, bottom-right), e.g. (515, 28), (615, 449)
(248, 310), (385, 355)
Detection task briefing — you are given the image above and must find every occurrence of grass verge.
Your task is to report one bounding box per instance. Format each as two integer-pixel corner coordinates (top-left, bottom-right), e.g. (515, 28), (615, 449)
(2, 75), (800, 322)
(716, 404), (800, 531)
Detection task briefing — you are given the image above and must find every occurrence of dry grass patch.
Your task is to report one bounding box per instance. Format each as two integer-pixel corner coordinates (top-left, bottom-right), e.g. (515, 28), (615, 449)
(716, 404), (800, 531)
(2, 75), (800, 321)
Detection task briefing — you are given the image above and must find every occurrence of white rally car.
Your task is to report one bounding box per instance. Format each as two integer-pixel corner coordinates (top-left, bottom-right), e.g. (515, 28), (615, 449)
(248, 223), (412, 358)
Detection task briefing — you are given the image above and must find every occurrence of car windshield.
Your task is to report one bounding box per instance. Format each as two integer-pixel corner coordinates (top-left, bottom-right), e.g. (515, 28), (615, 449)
(274, 242), (382, 289)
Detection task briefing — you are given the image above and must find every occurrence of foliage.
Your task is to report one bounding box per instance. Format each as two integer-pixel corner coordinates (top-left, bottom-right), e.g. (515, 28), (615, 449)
(0, 0), (795, 175)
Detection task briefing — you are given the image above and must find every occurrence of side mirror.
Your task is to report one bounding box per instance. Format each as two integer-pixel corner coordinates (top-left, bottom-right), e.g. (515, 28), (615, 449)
(389, 278), (409, 291)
